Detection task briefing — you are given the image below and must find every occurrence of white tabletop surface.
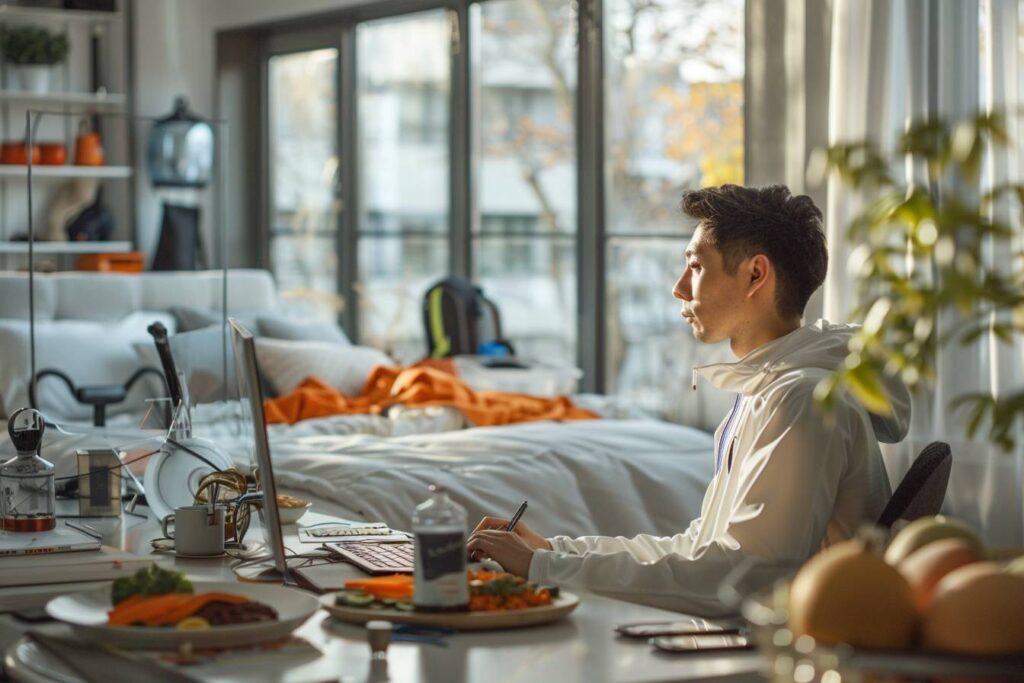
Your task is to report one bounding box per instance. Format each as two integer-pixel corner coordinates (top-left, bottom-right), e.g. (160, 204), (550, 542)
(0, 506), (765, 683)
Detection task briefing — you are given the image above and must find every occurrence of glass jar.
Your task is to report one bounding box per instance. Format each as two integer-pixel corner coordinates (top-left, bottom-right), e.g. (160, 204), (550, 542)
(2, 408), (56, 532)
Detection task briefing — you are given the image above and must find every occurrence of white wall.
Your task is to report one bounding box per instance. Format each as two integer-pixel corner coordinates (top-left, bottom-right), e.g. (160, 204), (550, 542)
(132, 0), (363, 264)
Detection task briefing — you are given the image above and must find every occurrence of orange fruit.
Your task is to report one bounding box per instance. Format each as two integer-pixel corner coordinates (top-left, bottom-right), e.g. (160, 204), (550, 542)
(898, 538), (982, 612)
(922, 562), (1024, 655)
(789, 539), (918, 650)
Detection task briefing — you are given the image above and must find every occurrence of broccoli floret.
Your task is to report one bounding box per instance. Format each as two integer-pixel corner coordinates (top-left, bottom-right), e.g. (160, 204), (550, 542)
(111, 565), (192, 604)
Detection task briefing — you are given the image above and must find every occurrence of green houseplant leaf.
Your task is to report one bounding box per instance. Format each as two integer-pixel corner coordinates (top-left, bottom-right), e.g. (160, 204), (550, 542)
(816, 113), (1024, 451)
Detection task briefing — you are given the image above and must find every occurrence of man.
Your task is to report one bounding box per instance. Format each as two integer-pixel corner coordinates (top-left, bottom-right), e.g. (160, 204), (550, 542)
(466, 184), (911, 617)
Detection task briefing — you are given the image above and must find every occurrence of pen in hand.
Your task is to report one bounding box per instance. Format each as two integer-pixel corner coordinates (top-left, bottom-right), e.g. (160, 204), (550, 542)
(470, 500), (529, 562)
(505, 500), (528, 532)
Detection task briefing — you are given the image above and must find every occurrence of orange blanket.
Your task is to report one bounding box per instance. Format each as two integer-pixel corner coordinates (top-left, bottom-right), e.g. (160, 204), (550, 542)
(264, 364), (599, 427)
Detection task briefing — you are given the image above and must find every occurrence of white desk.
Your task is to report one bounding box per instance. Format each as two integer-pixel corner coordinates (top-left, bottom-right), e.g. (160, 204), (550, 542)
(1, 509), (765, 683)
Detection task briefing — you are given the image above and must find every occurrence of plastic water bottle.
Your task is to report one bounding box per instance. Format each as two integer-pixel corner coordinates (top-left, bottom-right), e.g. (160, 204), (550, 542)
(412, 484), (469, 612)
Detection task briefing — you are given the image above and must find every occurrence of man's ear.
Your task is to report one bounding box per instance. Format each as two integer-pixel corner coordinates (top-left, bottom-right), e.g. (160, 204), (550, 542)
(746, 254), (771, 299)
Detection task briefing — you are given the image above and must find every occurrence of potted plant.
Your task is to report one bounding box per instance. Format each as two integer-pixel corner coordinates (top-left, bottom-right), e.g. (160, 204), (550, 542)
(813, 112), (1024, 451)
(1, 26), (69, 93)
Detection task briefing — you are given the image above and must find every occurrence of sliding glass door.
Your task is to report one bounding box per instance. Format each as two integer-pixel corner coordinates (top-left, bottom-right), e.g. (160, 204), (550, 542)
(356, 11), (451, 361)
(267, 47), (340, 321)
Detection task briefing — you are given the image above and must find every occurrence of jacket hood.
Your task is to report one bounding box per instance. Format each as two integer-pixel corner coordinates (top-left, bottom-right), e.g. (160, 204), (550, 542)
(693, 319), (911, 443)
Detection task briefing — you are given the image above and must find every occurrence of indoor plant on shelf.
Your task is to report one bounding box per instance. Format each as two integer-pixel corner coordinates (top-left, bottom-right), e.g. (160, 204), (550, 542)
(1, 26), (69, 93)
(813, 112), (1024, 451)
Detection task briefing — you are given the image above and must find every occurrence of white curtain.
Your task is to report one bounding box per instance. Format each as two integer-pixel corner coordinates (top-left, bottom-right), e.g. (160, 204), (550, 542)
(824, 0), (1024, 545)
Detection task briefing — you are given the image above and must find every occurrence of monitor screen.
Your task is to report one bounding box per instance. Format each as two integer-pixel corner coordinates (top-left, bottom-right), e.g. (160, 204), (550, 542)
(229, 318), (288, 580)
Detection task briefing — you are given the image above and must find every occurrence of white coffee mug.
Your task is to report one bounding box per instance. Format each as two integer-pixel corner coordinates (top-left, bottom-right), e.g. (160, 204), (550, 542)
(161, 505), (225, 557)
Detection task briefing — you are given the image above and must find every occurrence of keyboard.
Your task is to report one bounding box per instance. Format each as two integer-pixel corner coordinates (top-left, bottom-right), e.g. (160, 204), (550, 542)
(326, 540), (415, 575)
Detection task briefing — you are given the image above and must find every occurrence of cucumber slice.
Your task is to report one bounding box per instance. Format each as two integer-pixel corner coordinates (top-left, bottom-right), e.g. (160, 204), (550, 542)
(336, 591), (376, 607)
(394, 601), (414, 612)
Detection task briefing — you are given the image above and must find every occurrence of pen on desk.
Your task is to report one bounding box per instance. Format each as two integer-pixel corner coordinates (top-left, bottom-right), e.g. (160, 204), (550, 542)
(505, 501), (528, 532)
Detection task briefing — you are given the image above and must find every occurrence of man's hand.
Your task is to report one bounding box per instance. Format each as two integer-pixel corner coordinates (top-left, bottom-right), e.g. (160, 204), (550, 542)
(466, 517), (553, 578)
(466, 530), (539, 578)
(470, 517), (552, 552)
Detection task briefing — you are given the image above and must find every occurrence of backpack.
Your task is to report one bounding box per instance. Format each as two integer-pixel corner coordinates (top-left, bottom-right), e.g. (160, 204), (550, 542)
(422, 276), (514, 358)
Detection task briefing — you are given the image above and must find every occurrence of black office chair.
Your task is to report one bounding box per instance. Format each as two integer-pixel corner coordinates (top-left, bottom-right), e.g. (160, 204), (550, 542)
(876, 441), (952, 529)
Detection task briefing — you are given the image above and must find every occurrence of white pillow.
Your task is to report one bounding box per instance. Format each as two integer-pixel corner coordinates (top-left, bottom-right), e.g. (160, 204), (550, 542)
(254, 338), (393, 397)
(0, 312), (176, 422)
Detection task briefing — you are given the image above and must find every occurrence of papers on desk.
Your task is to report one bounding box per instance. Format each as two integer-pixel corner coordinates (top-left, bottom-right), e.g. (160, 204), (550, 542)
(0, 546), (154, 588)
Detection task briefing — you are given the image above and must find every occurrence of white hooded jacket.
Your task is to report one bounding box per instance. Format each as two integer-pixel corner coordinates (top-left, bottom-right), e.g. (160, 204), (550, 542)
(527, 320), (911, 617)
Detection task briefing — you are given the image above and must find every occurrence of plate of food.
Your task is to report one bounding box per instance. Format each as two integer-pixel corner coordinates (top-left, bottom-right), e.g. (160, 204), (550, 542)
(320, 570), (579, 631)
(45, 566), (320, 649)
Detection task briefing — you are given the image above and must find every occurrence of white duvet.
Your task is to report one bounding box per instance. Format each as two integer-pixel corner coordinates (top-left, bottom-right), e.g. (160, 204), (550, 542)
(260, 419), (714, 538)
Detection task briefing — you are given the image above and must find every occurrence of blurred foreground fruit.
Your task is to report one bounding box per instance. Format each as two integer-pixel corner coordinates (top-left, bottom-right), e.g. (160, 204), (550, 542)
(898, 538), (982, 612)
(921, 562), (1024, 655)
(790, 539), (917, 650)
(884, 516), (984, 566)
(1005, 555), (1024, 577)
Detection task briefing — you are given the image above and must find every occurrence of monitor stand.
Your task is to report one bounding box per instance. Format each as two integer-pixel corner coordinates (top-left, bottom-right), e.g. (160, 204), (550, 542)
(234, 558), (291, 584)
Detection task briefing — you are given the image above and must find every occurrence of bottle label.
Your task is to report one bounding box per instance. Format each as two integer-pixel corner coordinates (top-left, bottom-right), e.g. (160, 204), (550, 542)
(414, 531), (468, 608)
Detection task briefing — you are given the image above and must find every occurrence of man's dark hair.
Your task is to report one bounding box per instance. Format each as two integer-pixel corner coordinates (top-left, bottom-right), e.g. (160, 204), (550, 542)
(681, 184), (827, 318)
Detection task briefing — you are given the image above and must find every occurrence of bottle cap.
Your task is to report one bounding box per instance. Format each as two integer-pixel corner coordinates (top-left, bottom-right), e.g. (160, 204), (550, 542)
(366, 620), (392, 656)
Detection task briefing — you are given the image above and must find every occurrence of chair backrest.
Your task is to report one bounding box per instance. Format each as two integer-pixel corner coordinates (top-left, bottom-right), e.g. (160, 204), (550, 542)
(876, 441), (952, 528)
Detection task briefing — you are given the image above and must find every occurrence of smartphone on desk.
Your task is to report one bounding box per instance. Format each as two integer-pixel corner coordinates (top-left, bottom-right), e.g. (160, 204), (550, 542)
(616, 617), (742, 639)
(650, 633), (754, 654)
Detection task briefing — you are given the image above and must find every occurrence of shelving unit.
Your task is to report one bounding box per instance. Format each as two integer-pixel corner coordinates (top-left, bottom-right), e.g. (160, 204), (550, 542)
(0, 1), (133, 269)
(0, 4), (123, 24)
(0, 89), (126, 110)
(0, 240), (130, 254)
(0, 164), (132, 179)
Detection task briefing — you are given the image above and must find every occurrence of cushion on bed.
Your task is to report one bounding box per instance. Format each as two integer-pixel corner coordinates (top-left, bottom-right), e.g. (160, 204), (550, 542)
(171, 306), (259, 333)
(135, 325), (253, 405)
(257, 313), (350, 345)
(254, 338), (392, 397)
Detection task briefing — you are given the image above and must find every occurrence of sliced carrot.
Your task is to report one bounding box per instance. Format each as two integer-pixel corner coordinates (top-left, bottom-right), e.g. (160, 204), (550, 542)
(108, 592), (251, 626)
(344, 575), (414, 600)
(108, 594), (191, 626)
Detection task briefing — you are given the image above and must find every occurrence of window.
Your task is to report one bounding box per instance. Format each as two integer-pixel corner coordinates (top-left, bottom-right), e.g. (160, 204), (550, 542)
(472, 0), (577, 366)
(267, 48), (339, 321)
(603, 0), (744, 419)
(356, 11), (451, 361)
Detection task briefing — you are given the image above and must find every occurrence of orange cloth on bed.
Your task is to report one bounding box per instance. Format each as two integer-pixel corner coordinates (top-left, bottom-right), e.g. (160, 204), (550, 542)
(263, 364), (599, 426)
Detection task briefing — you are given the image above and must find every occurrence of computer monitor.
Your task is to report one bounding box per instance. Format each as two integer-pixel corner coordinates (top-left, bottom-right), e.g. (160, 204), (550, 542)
(229, 318), (289, 582)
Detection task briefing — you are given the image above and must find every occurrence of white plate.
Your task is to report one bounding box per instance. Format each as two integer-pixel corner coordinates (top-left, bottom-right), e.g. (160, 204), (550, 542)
(143, 437), (235, 521)
(45, 581), (319, 649)
(320, 591), (580, 631)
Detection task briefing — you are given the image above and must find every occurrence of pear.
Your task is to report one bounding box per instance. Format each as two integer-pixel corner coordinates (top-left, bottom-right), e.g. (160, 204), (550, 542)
(884, 516), (984, 566)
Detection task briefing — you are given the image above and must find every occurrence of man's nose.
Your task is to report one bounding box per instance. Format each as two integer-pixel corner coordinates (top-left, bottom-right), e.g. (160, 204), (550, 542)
(673, 270), (692, 301)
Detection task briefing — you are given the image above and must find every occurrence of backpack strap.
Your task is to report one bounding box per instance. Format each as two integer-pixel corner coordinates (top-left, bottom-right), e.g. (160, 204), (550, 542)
(426, 285), (452, 358)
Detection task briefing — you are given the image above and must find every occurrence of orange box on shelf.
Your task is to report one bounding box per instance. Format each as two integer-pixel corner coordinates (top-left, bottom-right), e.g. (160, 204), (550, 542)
(76, 251), (144, 273)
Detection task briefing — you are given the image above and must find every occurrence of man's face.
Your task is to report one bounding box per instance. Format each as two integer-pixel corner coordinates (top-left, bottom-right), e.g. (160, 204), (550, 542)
(672, 225), (750, 344)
